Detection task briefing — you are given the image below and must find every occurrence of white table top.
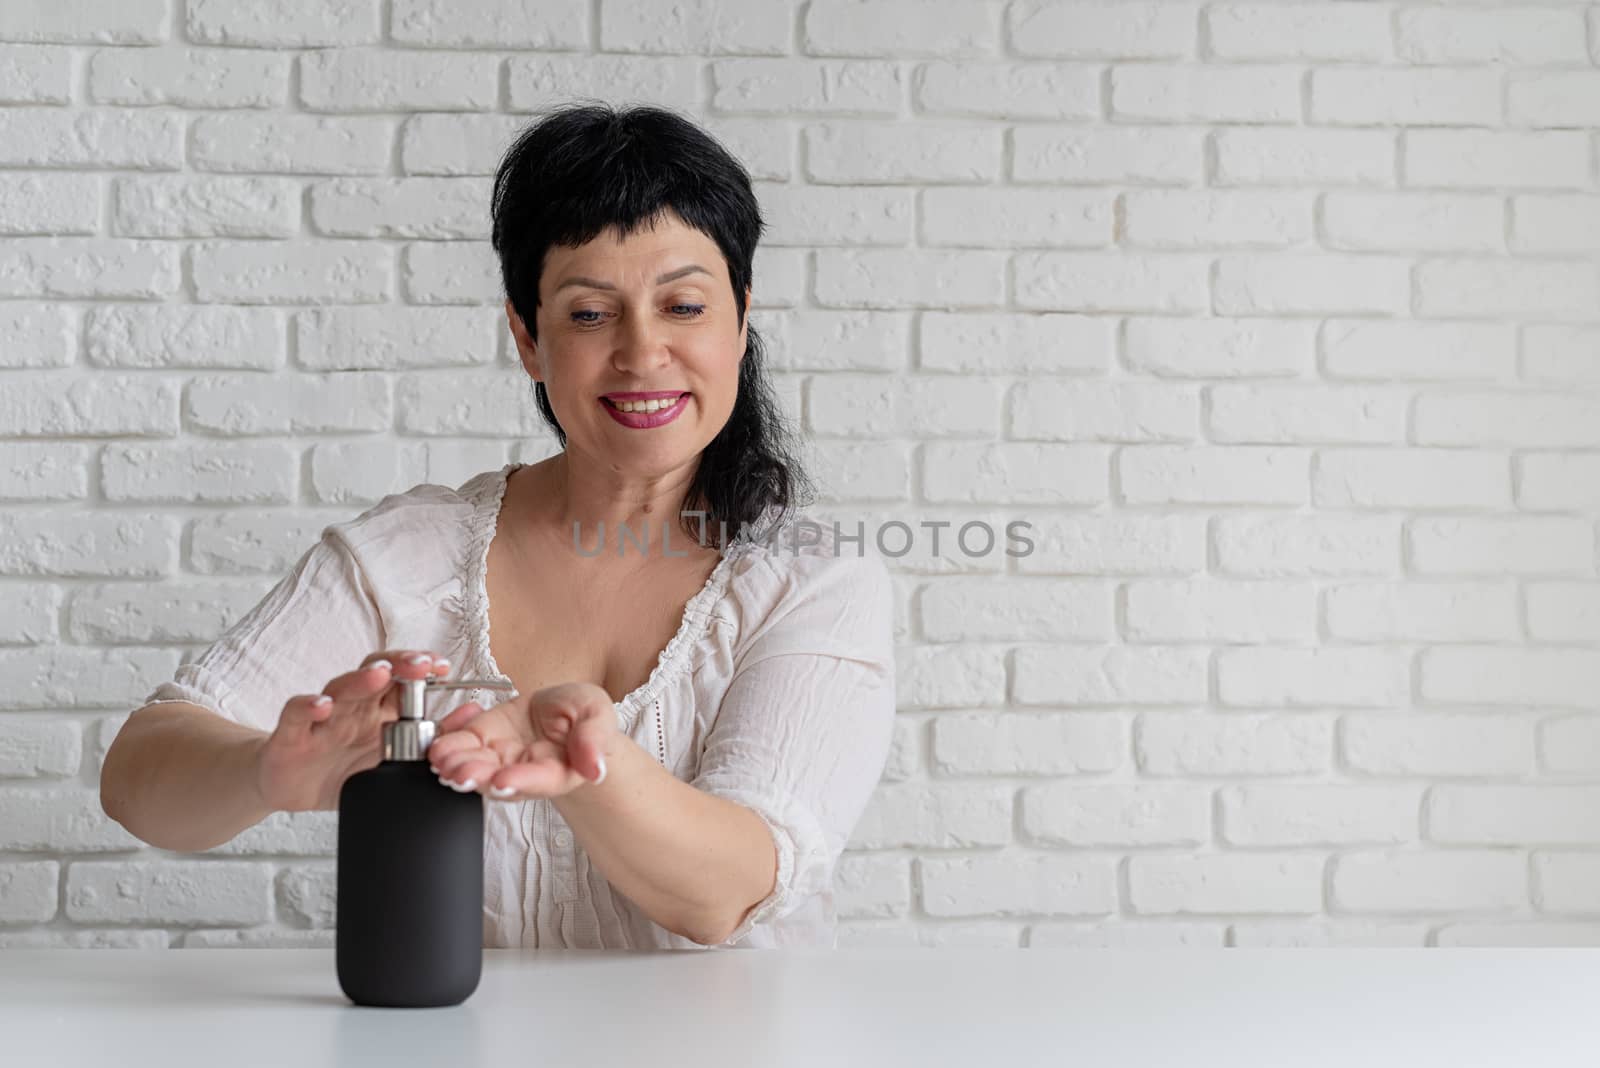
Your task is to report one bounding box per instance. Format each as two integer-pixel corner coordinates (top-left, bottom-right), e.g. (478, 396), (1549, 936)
(1, 947), (1597, 1068)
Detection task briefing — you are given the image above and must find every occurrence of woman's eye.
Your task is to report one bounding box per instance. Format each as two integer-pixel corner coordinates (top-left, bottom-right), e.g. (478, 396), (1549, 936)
(571, 310), (602, 324)
(671, 304), (706, 317)
(571, 305), (704, 325)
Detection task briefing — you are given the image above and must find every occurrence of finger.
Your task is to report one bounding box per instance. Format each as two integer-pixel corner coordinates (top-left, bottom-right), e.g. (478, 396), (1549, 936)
(487, 757), (579, 799)
(434, 701), (483, 735)
(432, 746), (500, 789)
(571, 716), (611, 784)
(279, 693), (334, 743)
(358, 649), (443, 683)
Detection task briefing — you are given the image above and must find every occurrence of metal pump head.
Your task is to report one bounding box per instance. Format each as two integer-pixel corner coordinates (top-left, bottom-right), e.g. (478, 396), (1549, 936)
(381, 677), (517, 761)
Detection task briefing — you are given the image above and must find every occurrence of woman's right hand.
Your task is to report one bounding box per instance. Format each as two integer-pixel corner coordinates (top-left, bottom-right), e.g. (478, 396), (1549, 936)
(253, 650), (453, 813)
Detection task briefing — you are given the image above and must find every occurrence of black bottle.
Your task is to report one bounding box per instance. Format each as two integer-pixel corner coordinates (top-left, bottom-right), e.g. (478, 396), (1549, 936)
(336, 674), (516, 1008)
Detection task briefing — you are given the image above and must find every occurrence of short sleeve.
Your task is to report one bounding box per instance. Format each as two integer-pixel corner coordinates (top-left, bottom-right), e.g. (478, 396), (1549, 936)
(139, 526), (386, 734)
(690, 551), (897, 947)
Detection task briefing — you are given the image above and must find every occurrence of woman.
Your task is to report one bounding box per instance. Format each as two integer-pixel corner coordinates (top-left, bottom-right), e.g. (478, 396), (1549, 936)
(100, 103), (897, 951)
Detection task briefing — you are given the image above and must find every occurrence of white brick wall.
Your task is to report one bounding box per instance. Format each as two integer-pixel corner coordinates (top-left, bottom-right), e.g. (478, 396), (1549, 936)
(0, 0), (1597, 950)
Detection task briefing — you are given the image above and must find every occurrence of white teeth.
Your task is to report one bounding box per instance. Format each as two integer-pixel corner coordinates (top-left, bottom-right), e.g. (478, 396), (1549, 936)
(614, 396), (680, 413)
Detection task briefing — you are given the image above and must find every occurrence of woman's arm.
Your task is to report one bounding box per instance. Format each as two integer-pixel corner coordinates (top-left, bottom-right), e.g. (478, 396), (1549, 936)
(100, 702), (273, 854)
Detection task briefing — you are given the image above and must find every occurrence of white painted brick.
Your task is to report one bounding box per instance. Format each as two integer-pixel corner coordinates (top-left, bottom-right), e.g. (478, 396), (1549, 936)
(0, 581), (61, 641)
(185, 374), (390, 435)
(1016, 252), (1208, 313)
(1397, 7), (1589, 65)
(919, 855), (1116, 917)
(834, 855), (910, 919)
(711, 59), (902, 115)
(188, 510), (349, 575)
(0, 929), (168, 949)
(1518, 454), (1600, 512)
(1220, 785), (1420, 847)
(1436, 923), (1600, 948)
(1331, 850), (1524, 913)
(112, 176), (298, 238)
(182, 928), (335, 948)
(1431, 786), (1600, 846)
(895, 644), (1006, 709)
(815, 249), (1006, 309)
(191, 114), (393, 175)
(1208, 384), (1407, 445)
(0, 108), (183, 168)
(921, 577), (1109, 642)
(1213, 127), (1393, 187)
(854, 785), (1013, 848)
(1012, 380), (1196, 443)
(924, 188), (1109, 248)
(749, 247), (807, 308)
(804, 0), (995, 58)
(1126, 580), (1315, 643)
(1409, 517), (1593, 576)
(0, 443), (90, 501)
(1509, 72), (1600, 127)
(1513, 195), (1600, 255)
(881, 715), (921, 782)
(1129, 854), (1323, 915)
(1213, 515), (1399, 578)
(1343, 714), (1534, 778)
(1420, 391), (1600, 450)
(88, 47), (287, 107)
(0, 787), (141, 850)
(398, 114), (529, 176)
(841, 923), (1021, 949)
(1125, 317), (1312, 378)
(1206, 3), (1389, 61)
(932, 712), (1124, 776)
(0, 863), (58, 923)
(1014, 514), (1204, 577)
(1419, 259), (1598, 320)
(1136, 712), (1331, 778)
(1216, 647), (1408, 709)
(1014, 126), (1202, 184)
(1420, 648), (1600, 708)
(1120, 445), (1307, 506)
(0, 303), (74, 368)
(0, 718), (82, 778)
(276, 864), (336, 927)
(0, 44), (73, 103)
(0, 0), (167, 44)
(921, 311), (1111, 374)
(68, 581), (269, 644)
(923, 442), (1104, 504)
(1325, 582), (1519, 643)
(1030, 923), (1225, 948)
(86, 304), (283, 370)
(1322, 192), (1503, 254)
(1314, 449), (1510, 511)
(391, 0), (587, 48)
(703, 119), (793, 181)
(1215, 254), (1409, 316)
(186, 0), (380, 47)
(203, 810), (338, 857)
(0, 374), (176, 437)
(0, 238), (179, 299)
(1322, 320), (1514, 382)
(915, 62), (1098, 120)
(308, 441), (422, 505)
(0, 647), (176, 709)
(396, 371), (543, 436)
(401, 240), (500, 304)
(1023, 784), (1209, 846)
(766, 310), (908, 372)
(99, 444), (297, 508)
(1534, 853), (1600, 915)
(758, 183), (912, 246)
(807, 373), (1000, 438)
(1527, 582), (1600, 643)
(300, 50), (496, 112)
(0, 173), (100, 235)
(1015, 645), (1208, 706)
(509, 55), (700, 112)
(66, 861), (273, 925)
(1230, 921), (1425, 947)
(1010, 1), (1194, 59)
(0, 513), (175, 578)
(1123, 190), (1310, 250)
(1311, 68), (1500, 126)
(1406, 130), (1589, 191)
(1113, 65), (1300, 124)
(806, 124), (1000, 185)
(601, 0), (790, 55)
(192, 241), (391, 305)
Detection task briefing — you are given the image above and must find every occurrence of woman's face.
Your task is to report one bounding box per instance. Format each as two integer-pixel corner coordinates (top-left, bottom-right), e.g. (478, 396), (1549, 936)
(506, 209), (749, 477)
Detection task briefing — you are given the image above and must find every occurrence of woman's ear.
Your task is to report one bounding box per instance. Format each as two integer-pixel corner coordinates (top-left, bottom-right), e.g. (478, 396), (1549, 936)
(505, 298), (541, 382)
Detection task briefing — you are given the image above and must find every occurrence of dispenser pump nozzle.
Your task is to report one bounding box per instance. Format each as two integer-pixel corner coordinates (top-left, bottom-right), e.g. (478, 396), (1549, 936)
(382, 676), (518, 762)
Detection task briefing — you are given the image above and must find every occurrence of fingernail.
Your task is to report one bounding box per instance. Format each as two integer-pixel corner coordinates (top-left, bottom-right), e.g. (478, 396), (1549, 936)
(490, 786), (516, 799)
(429, 765), (439, 775)
(593, 757), (607, 786)
(450, 778), (476, 792)
(313, 695), (332, 707)
(370, 659), (392, 672)
(404, 653), (431, 665)
(436, 658), (451, 673)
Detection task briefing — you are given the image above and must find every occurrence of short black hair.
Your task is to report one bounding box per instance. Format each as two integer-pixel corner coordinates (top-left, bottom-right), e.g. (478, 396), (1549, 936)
(490, 101), (812, 551)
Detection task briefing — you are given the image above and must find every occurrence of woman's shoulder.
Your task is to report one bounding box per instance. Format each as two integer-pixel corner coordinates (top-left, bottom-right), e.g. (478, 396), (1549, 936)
(725, 508), (894, 622)
(322, 464), (507, 565)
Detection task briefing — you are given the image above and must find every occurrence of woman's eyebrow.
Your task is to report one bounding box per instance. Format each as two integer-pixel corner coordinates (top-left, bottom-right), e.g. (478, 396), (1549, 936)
(554, 265), (712, 293)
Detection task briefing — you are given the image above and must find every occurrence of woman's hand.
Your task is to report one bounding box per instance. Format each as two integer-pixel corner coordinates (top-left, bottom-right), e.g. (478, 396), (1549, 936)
(427, 681), (618, 801)
(254, 649), (452, 812)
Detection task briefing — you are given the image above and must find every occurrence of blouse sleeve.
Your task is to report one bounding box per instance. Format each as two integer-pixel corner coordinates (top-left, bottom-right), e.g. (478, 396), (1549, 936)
(139, 525), (386, 734)
(690, 551), (897, 947)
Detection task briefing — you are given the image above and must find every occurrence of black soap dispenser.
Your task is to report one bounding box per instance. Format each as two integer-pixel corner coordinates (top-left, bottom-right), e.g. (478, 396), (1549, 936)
(336, 673), (516, 1008)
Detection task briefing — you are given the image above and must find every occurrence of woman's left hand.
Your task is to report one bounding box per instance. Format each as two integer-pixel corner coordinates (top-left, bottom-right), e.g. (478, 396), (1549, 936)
(427, 682), (617, 800)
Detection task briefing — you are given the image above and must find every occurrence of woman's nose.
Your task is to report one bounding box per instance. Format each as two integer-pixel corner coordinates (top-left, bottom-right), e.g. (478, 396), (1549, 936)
(611, 312), (672, 369)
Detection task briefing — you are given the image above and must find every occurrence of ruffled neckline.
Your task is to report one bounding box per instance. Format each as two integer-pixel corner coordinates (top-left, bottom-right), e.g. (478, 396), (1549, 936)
(458, 461), (760, 733)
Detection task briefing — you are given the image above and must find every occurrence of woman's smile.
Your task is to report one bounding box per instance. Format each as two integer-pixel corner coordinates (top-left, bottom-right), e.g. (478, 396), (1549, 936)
(599, 391), (691, 429)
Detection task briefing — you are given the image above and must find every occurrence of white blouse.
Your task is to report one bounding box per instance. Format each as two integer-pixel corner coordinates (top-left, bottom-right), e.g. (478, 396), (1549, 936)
(140, 462), (897, 950)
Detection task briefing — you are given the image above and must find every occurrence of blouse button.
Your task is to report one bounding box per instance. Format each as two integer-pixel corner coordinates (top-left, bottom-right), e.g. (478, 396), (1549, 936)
(554, 830), (572, 848)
